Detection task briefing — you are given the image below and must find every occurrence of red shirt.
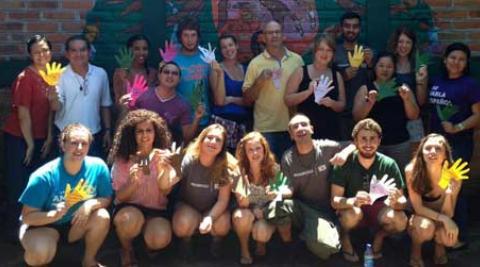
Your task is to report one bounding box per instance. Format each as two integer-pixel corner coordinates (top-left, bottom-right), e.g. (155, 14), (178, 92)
(3, 67), (50, 139)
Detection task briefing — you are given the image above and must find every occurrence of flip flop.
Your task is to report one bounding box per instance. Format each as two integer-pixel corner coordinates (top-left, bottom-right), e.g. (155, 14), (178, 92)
(342, 250), (359, 262)
(240, 256), (253, 265)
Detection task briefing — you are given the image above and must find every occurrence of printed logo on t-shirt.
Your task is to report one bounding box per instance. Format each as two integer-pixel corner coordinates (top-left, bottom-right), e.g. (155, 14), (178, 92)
(293, 169), (314, 177)
(190, 182), (209, 189)
(317, 164), (327, 173)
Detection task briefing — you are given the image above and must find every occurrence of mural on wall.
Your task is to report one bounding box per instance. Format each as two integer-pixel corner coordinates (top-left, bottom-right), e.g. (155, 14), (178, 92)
(84, 0), (439, 69)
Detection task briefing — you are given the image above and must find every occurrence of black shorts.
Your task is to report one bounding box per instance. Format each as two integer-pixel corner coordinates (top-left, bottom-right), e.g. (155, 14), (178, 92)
(113, 203), (170, 220)
(27, 223), (71, 244)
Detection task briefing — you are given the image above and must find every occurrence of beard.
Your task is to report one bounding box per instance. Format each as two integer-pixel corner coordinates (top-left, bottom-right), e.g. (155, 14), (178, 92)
(358, 149), (376, 159)
(343, 33), (358, 43)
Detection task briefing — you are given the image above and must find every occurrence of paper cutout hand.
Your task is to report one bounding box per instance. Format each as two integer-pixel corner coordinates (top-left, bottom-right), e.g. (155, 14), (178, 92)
(439, 159), (470, 190)
(115, 47), (134, 69)
(376, 79), (398, 101)
(436, 104), (459, 121)
(369, 174), (396, 203)
(159, 40), (177, 62)
(64, 179), (91, 207)
(348, 45), (364, 68)
(415, 51), (431, 72)
(126, 74), (148, 108)
(190, 80), (205, 109)
(39, 62), (66, 86)
(313, 75), (334, 103)
(198, 43), (216, 64)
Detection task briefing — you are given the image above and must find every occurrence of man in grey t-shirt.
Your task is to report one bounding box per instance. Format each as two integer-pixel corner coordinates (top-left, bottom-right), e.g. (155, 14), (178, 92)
(268, 114), (354, 260)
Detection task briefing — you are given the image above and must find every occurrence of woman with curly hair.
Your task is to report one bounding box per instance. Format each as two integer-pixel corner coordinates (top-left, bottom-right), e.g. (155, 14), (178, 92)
(108, 109), (179, 267)
(172, 124), (237, 259)
(232, 132), (290, 264)
(405, 134), (459, 267)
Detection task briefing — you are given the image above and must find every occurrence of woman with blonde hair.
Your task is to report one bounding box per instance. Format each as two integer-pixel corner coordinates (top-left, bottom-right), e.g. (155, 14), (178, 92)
(172, 124), (237, 259)
(232, 132), (290, 264)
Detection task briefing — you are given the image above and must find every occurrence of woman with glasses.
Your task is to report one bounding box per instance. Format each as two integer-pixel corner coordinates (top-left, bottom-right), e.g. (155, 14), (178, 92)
(3, 34), (56, 240)
(120, 61), (203, 145)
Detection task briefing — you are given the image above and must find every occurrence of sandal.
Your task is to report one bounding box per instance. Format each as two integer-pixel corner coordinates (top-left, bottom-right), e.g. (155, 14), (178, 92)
(342, 250), (359, 262)
(409, 257), (425, 267)
(240, 256), (253, 265)
(433, 254), (448, 265)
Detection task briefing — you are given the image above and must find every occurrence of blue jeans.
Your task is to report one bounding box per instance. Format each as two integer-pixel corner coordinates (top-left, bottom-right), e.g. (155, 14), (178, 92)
(262, 131), (292, 162)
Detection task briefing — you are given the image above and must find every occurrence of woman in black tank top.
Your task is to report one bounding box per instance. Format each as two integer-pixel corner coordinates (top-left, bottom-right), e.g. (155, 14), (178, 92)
(405, 134), (461, 267)
(285, 35), (346, 140)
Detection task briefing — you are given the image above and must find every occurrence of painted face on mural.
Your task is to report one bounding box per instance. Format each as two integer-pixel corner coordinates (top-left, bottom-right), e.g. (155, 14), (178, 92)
(341, 18), (360, 43)
(180, 29), (199, 52)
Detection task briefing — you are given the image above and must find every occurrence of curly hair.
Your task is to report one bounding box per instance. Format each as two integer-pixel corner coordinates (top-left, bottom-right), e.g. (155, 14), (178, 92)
(59, 123), (93, 148)
(235, 132), (277, 185)
(108, 109), (171, 163)
(409, 133), (453, 195)
(185, 124), (236, 186)
(387, 26), (417, 65)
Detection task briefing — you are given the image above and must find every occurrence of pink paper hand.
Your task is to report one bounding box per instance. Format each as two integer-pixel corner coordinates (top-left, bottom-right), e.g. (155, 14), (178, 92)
(159, 40), (177, 62)
(126, 74), (148, 108)
(369, 174), (396, 203)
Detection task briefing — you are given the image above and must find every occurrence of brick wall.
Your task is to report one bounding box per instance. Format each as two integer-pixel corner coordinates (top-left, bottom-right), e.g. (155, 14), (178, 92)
(0, 0), (95, 61)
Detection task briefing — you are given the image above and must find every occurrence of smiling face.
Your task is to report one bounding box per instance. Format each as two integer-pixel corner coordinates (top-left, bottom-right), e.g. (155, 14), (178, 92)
(374, 56), (395, 82)
(180, 29), (199, 52)
(158, 63), (180, 89)
(314, 40), (334, 66)
(135, 120), (155, 153)
(341, 18), (360, 43)
(130, 39), (149, 66)
(30, 40), (52, 69)
(200, 128), (225, 157)
(421, 136), (447, 166)
(444, 50), (467, 79)
(220, 37), (238, 61)
(396, 33), (413, 58)
(354, 129), (381, 159)
(245, 138), (265, 166)
(62, 128), (91, 162)
(66, 39), (90, 69)
(288, 115), (314, 144)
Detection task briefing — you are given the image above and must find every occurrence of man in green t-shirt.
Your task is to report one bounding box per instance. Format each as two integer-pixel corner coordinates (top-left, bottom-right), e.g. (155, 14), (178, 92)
(330, 118), (408, 263)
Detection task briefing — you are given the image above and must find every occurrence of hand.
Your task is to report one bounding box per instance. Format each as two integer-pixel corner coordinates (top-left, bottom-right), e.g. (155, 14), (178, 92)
(318, 96), (335, 108)
(439, 159), (469, 190)
(64, 179), (92, 207)
(265, 189), (278, 201)
(348, 45), (365, 68)
(354, 190), (371, 207)
(369, 174), (397, 203)
(199, 216), (213, 234)
(115, 47), (134, 69)
(329, 152), (348, 166)
(398, 84), (411, 101)
(253, 208), (264, 219)
(23, 143), (34, 166)
(416, 65), (428, 84)
(39, 62), (66, 86)
(158, 40), (177, 62)
(260, 69), (273, 81)
(194, 104), (205, 121)
(72, 200), (93, 227)
(415, 51), (431, 73)
(439, 215), (458, 243)
(46, 86), (60, 102)
(364, 47), (373, 67)
(198, 43), (216, 64)
(128, 163), (142, 186)
(365, 90), (377, 104)
(436, 104), (459, 121)
(118, 93), (133, 107)
(313, 75), (334, 103)
(441, 121), (456, 134)
(211, 60), (223, 75)
(103, 131), (111, 151)
(49, 202), (68, 221)
(40, 137), (52, 159)
(126, 74), (148, 108)
(376, 79), (398, 101)
(386, 188), (403, 207)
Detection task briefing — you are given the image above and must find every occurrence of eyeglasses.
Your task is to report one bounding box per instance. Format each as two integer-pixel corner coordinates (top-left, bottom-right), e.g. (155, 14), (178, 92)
(161, 69), (179, 76)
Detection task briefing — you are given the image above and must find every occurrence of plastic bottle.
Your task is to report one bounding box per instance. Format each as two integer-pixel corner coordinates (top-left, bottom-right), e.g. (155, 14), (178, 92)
(364, 243), (374, 267)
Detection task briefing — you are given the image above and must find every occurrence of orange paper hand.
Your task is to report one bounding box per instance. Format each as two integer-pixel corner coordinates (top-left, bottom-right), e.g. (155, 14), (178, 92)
(64, 179), (92, 207)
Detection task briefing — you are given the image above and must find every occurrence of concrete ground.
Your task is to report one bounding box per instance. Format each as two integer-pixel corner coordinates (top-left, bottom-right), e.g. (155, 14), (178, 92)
(1, 221), (480, 267)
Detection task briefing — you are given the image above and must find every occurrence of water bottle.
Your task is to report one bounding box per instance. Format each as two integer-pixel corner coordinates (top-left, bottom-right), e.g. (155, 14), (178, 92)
(364, 243), (374, 267)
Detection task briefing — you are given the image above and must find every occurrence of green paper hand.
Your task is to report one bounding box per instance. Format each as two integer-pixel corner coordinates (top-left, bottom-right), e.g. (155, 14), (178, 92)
(190, 80), (205, 109)
(436, 104), (459, 121)
(438, 159), (470, 190)
(114, 47), (134, 69)
(376, 79), (398, 102)
(415, 51), (431, 72)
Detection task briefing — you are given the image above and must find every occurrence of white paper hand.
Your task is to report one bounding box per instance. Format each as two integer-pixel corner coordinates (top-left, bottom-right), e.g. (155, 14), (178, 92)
(369, 174), (396, 203)
(272, 68), (282, 90)
(198, 43), (216, 64)
(314, 75), (334, 103)
(273, 185), (289, 202)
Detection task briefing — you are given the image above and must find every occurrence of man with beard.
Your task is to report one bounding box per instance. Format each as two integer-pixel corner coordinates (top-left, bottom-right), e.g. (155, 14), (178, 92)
(172, 18), (211, 129)
(330, 118), (408, 263)
(334, 12), (374, 142)
(243, 21), (304, 160)
(269, 114), (355, 260)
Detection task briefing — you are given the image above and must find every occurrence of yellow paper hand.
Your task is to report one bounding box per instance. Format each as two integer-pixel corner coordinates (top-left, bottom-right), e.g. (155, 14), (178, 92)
(438, 159), (470, 189)
(64, 179), (92, 207)
(348, 45), (365, 68)
(39, 62), (65, 86)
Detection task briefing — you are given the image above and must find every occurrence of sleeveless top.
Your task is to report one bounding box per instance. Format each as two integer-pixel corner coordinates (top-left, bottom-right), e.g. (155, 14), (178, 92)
(297, 65), (340, 140)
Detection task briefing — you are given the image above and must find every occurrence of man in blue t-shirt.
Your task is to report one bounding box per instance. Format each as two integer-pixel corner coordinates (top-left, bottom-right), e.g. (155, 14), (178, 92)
(18, 123), (112, 267)
(173, 17), (211, 127)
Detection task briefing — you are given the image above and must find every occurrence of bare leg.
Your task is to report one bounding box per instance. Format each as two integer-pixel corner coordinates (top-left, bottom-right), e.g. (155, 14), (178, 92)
(21, 227), (59, 266)
(232, 209), (254, 263)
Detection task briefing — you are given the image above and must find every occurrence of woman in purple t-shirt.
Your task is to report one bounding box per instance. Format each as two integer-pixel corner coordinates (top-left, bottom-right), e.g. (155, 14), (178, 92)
(108, 109), (179, 266)
(172, 124), (237, 259)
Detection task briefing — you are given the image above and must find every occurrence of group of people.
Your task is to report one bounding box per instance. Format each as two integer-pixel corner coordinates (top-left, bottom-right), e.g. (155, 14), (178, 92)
(2, 10), (479, 267)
